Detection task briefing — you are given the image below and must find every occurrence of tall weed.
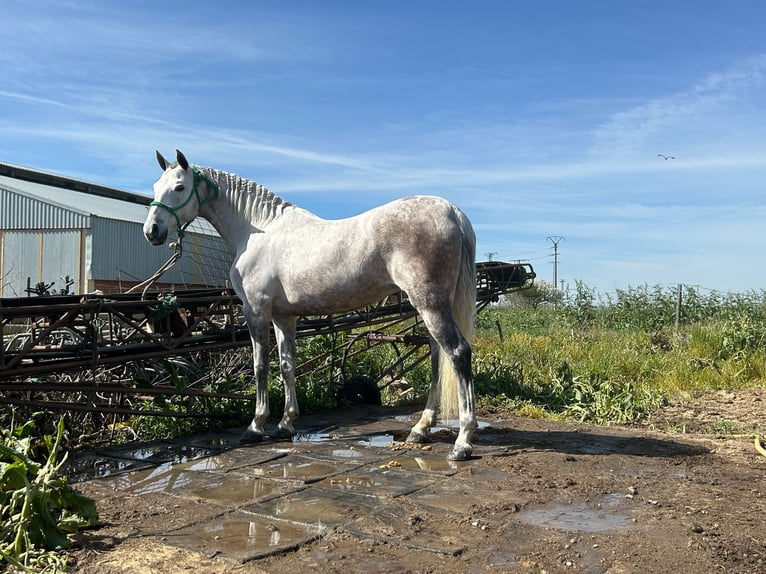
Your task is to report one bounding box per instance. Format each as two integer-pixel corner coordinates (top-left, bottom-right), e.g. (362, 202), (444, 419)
(477, 283), (766, 423)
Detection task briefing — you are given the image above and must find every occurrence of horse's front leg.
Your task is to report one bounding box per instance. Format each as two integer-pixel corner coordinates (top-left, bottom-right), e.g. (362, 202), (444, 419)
(273, 316), (299, 439)
(240, 307), (272, 443)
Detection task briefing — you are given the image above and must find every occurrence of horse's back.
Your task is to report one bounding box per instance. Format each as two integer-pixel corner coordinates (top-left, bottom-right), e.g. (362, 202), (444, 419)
(243, 195), (474, 316)
(369, 195), (473, 246)
(372, 194), (474, 262)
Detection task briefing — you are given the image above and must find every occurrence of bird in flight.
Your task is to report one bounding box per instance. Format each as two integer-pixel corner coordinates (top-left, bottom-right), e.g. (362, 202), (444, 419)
(657, 154), (674, 160)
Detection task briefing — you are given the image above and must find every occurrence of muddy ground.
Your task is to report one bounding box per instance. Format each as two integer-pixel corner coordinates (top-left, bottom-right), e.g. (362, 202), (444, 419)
(67, 388), (765, 574)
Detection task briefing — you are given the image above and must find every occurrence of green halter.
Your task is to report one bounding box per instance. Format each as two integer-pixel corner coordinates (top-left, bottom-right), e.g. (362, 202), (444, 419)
(149, 165), (219, 239)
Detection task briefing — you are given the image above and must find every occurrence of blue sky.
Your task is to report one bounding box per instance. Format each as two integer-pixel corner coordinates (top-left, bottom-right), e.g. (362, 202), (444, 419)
(2, 1), (766, 295)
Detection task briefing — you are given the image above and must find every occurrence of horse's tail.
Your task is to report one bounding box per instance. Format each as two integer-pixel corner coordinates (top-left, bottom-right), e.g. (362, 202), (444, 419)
(438, 209), (476, 419)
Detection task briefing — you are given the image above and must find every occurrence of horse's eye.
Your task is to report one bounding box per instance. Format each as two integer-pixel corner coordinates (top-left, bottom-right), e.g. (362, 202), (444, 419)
(174, 184), (185, 192)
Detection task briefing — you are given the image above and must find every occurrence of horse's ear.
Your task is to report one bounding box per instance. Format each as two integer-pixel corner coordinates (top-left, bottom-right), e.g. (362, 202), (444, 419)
(176, 150), (189, 170)
(156, 150), (168, 171)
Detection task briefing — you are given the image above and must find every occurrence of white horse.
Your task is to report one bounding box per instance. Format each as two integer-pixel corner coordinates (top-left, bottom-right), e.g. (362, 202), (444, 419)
(143, 150), (478, 460)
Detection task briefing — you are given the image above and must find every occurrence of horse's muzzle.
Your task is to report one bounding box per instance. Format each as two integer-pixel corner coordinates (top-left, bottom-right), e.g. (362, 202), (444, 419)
(144, 222), (167, 245)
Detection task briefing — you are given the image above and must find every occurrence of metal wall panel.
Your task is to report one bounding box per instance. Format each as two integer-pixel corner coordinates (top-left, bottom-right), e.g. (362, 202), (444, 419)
(41, 231), (80, 294)
(90, 218), (232, 287)
(2, 230), (41, 297)
(90, 218), (171, 285)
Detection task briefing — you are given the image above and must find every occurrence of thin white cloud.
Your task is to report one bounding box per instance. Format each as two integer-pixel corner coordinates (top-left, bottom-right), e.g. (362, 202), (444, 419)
(591, 55), (766, 156)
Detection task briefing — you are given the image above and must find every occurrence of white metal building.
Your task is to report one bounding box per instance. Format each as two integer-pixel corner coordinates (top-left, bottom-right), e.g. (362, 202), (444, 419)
(0, 162), (233, 297)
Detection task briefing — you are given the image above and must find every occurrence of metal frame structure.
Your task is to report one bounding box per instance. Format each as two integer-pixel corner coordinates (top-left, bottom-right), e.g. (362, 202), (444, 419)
(0, 261), (535, 416)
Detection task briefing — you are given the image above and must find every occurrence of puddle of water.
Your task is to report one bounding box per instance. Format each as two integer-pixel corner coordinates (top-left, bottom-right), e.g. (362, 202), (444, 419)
(201, 437), (234, 447)
(252, 488), (377, 526)
(106, 444), (215, 465)
(516, 494), (632, 533)
(322, 468), (437, 497)
(65, 456), (144, 482)
(396, 455), (462, 474)
(185, 434), (242, 448)
(249, 455), (358, 483)
(172, 449), (286, 473)
(292, 432), (336, 443)
(191, 475), (302, 505)
(303, 441), (391, 462)
(92, 462), (297, 502)
(435, 420), (493, 431)
(127, 466), (195, 495)
(91, 464), (175, 493)
(359, 434), (395, 448)
(174, 455), (232, 472)
(331, 448), (364, 459)
(324, 475), (386, 494)
(249, 455), (354, 483)
(167, 512), (323, 562)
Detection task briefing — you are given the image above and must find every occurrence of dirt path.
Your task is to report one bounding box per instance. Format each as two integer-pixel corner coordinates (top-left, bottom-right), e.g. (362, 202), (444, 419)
(67, 392), (766, 573)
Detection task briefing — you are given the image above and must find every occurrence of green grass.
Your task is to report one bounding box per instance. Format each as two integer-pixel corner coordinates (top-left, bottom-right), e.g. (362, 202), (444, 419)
(11, 281), (766, 446)
(471, 283), (766, 425)
(130, 283), (766, 434)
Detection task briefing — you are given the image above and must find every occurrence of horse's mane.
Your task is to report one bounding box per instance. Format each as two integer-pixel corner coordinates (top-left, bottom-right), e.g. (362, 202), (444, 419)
(201, 166), (293, 229)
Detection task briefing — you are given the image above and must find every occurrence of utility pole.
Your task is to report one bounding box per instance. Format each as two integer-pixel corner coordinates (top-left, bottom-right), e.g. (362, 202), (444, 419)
(547, 236), (564, 288)
(484, 251), (498, 262)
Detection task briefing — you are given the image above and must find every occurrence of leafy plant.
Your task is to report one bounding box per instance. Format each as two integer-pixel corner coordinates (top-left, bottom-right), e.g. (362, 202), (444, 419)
(1, 418), (98, 572)
(557, 375), (665, 424)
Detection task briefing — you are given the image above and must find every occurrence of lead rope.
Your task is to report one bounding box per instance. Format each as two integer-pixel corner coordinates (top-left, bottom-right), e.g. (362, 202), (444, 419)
(126, 236), (185, 298)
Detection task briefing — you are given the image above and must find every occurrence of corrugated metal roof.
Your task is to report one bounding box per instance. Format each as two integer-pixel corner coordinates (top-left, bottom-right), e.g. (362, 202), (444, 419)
(0, 176), (142, 224)
(0, 185), (90, 229)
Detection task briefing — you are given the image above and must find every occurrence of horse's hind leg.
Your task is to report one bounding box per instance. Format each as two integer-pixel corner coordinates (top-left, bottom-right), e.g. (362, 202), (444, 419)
(273, 317), (299, 438)
(412, 308), (477, 461)
(449, 348), (477, 461)
(406, 339), (441, 443)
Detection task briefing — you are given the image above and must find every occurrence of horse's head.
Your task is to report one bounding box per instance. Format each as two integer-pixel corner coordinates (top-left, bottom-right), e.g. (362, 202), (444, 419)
(143, 149), (217, 245)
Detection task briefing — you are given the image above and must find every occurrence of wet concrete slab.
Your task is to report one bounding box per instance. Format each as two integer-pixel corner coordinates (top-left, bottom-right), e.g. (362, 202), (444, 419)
(247, 453), (362, 482)
(66, 407), (540, 562)
(318, 466), (439, 497)
(172, 448), (288, 473)
(166, 510), (326, 562)
(246, 487), (379, 526)
(186, 473), (306, 506)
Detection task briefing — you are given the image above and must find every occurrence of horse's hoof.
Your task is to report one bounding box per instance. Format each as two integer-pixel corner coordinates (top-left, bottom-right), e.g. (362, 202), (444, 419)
(448, 444), (473, 461)
(406, 430), (428, 444)
(240, 429), (265, 444)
